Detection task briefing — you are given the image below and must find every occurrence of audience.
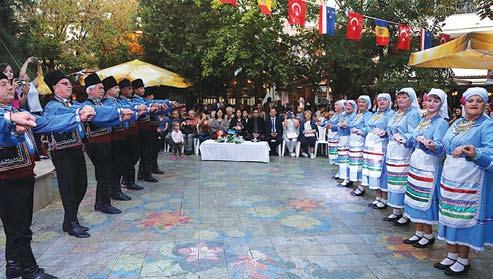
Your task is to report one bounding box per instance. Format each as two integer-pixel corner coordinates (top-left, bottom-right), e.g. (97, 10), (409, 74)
(299, 110), (318, 158)
(265, 108), (283, 156)
(210, 109), (229, 139)
(283, 110), (300, 157)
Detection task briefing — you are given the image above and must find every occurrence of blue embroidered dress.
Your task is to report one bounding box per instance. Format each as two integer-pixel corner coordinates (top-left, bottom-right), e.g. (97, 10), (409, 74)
(348, 110), (373, 182)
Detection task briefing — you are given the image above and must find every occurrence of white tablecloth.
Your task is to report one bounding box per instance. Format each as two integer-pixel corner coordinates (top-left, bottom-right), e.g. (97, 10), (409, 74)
(200, 140), (270, 163)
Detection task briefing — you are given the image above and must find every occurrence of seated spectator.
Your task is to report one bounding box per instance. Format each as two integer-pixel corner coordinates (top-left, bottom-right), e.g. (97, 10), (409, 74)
(157, 113), (170, 153)
(283, 110), (300, 157)
(242, 109), (250, 125)
(265, 108), (283, 156)
(182, 110), (199, 154)
(170, 122), (185, 160)
(229, 109), (247, 136)
(210, 109), (229, 139)
(198, 114), (211, 143)
(245, 109), (266, 141)
(225, 106), (234, 121)
(299, 110), (318, 158)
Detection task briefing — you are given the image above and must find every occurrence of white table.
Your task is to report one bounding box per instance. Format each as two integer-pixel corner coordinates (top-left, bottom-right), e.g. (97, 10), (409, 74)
(200, 140), (270, 163)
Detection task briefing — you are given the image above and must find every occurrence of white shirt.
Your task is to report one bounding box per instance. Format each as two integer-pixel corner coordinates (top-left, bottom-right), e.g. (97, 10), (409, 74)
(171, 130), (184, 143)
(27, 82), (43, 113)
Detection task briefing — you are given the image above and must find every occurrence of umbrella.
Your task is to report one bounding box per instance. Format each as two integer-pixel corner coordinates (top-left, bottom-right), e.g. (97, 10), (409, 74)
(408, 32), (493, 69)
(95, 59), (192, 88)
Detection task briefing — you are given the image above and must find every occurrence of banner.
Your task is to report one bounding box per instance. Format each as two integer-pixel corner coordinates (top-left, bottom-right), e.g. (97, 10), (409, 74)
(288, 0), (306, 27)
(346, 12), (364, 41)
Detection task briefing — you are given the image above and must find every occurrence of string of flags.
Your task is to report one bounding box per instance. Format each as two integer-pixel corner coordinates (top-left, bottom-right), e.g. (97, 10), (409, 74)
(219, 0), (453, 51)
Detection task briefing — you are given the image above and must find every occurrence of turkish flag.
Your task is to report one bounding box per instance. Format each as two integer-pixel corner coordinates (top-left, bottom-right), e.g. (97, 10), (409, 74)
(288, 0), (306, 27)
(439, 33), (451, 44)
(346, 12), (364, 41)
(397, 24), (412, 51)
(220, 0), (237, 6)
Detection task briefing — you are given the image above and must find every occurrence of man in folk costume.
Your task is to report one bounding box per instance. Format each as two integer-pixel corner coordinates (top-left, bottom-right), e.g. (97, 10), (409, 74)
(82, 73), (134, 215)
(1, 72), (94, 279)
(117, 79), (145, 190)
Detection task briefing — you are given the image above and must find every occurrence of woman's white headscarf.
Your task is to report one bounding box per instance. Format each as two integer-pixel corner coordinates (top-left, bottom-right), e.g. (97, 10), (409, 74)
(427, 88), (449, 119)
(397, 87), (420, 111)
(335, 99), (346, 111)
(357, 95), (371, 111)
(376, 93), (392, 112)
(462, 87), (490, 118)
(345, 100), (357, 116)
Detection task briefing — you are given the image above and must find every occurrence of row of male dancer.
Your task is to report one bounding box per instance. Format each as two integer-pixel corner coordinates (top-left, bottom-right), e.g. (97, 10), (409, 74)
(0, 70), (170, 278)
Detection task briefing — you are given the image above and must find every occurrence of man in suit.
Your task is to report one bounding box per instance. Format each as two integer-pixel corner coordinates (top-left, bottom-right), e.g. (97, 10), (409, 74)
(245, 109), (265, 141)
(265, 108), (283, 156)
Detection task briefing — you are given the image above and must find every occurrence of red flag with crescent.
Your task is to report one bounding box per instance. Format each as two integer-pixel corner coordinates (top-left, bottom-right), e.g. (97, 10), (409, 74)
(397, 24), (412, 51)
(439, 33), (451, 44)
(346, 12), (364, 41)
(288, 0), (306, 27)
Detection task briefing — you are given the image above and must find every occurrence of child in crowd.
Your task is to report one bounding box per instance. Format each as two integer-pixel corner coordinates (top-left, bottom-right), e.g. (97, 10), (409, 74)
(171, 122), (185, 160)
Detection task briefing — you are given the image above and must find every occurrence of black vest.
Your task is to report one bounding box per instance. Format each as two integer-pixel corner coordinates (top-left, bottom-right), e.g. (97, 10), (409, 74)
(84, 98), (111, 137)
(48, 97), (82, 151)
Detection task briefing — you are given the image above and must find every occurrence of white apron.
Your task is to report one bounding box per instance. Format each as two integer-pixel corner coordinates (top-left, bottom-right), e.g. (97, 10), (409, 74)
(386, 140), (413, 194)
(328, 130), (339, 164)
(337, 135), (349, 179)
(404, 148), (440, 211)
(348, 133), (365, 182)
(362, 132), (386, 180)
(439, 156), (484, 228)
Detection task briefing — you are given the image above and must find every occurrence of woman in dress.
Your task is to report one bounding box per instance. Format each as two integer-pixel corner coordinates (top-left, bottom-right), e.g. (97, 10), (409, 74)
(210, 109), (229, 139)
(384, 88), (421, 226)
(229, 109), (247, 136)
(328, 100), (346, 171)
(362, 94), (394, 209)
(402, 89), (449, 248)
(336, 100), (357, 187)
(348, 95), (373, 196)
(298, 110), (318, 158)
(433, 87), (493, 276)
(282, 110), (300, 157)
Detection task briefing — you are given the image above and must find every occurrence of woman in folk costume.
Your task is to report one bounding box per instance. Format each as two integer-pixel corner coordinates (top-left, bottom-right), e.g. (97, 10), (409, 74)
(363, 94), (395, 209)
(383, 88), (421, 226)
(433, 87), (493, 276)
(402, 89), (449, 248)
(336, 100), (357, 187)
(348, 95), (373, 196)
(328, 100), (346, 170)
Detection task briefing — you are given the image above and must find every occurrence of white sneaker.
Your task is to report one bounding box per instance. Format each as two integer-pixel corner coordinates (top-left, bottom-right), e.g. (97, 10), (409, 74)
(310, 153), (316, 159)
(301, 152), (308, 157)
(290, 152), (296, 157)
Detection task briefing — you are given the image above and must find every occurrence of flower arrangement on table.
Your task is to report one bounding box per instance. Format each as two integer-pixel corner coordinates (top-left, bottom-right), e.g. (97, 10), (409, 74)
(215, 130), (244, 144)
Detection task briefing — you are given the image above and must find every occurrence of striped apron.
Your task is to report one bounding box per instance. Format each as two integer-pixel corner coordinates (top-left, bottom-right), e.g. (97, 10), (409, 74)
(386, 140), (413, 194)
(328, 129), (339, 165)
(439, 156), (483, 228)
(405, 148), (439, 211)
(349, 132), (365, 182)
(362, 132), (386, 189)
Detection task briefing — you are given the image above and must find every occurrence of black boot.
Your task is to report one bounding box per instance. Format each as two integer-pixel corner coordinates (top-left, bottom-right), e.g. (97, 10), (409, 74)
(143, 174), (158, 183)
(21, 265), (57, 279)
(6, 258), (21, 279)
(151, 168), (164, 174)
(111, 192), (132, 201)
(126, 182), (144, 190)
(63, 222), (90, 238)
(95, 203), (122, 214)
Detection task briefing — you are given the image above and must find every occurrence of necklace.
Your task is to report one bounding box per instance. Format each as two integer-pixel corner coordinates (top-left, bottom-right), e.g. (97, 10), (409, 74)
(452, 119), (474, 134)
(416, 119), (432, 132)
(371, 112), (383, 122)
(392, 111), (405, 124)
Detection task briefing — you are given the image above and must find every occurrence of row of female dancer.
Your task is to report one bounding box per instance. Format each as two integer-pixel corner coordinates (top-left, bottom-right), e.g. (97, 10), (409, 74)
(324, 87), (493, 276)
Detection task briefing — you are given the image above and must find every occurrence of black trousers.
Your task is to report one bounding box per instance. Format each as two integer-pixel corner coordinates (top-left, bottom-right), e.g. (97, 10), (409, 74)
(86, 142), (112, 206)
(138, 129), (155, 175)
(267, 134), (283, 154)
(111, 138), (128, 194)
(0, 177), (37, 269)
(51, 148), (88, 226)
(151, 130), (161, 169)
(124, 133), (140, 184)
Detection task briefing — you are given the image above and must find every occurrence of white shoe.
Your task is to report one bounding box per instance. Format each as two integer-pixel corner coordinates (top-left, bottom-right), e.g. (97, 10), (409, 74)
(310, 153), (316, 159)
(290, 152), (296, 157)
(301, 152), (308, 157)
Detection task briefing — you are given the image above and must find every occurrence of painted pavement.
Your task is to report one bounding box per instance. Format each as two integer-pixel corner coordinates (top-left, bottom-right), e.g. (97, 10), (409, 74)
(1, 154), (492, 278)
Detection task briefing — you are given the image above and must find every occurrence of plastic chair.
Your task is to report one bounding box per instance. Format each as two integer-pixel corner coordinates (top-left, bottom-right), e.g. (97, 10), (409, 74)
(282, 139), (301, 157)
(314, 125), (328, 158)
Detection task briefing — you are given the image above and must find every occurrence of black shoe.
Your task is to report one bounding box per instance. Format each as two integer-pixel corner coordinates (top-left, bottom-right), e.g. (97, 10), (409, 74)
(21, 266), (57, 279)
(111, 192), (132, 201)
(143, 175), (159, 183)
(444, 262), (471, 276)
(63, 222), (89, 232)
(137, 174), (144, 181)
(372, 202), (387, 209)
(64, 222), (90, 238)
(120, 177), (127, 186)
(368, 201), (377, 207)
(433, 258), (456, 270)
(127, 182), (144, 190)
(350, 189), (365, 196)
(95, 204), (122, 214)
(77, 223), (89, 232)
(393, 217), (410, 226)
(151, 168), (164, 174)
(403, 235), (421, 245)
(383, 214), (401, 222)
(332, 175), (341, 180)
(413, 237), (435, 248)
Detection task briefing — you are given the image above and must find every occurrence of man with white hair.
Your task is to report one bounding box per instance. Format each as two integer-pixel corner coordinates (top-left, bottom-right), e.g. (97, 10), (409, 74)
(82, 73), (134, 215)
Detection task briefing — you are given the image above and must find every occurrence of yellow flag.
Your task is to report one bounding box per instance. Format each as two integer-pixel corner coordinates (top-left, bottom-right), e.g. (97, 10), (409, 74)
(258, 0), (272, 15)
